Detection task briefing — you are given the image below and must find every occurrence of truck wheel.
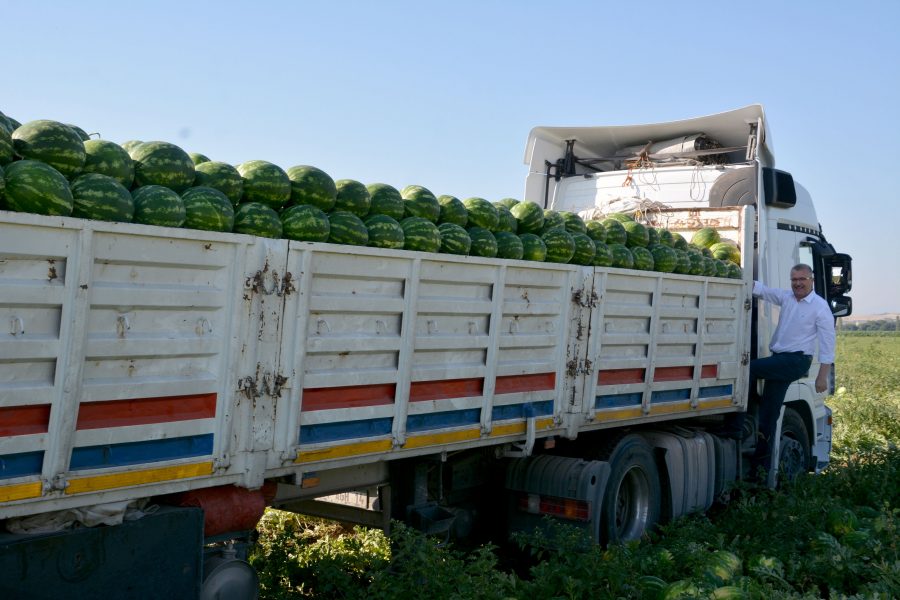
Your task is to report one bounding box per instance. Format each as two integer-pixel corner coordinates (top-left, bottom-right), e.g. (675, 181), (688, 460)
(599, 434), (661, 544)
(778, 406), (811, 484)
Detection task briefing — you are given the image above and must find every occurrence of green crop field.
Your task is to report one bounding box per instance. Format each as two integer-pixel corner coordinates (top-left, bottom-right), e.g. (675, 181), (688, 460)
(251, 334), (900, 599)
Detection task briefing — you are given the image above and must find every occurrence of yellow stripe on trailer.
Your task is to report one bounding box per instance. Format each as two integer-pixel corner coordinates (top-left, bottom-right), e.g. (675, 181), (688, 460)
(489, 417), (556, 437)
(404, 427), (480, 449)
(0, 481), (42, 503)
(594, 407), (644, 421)
(698, 397), (735, 409)
(294, 439), (393, 464)
(65, 461), (214, 495)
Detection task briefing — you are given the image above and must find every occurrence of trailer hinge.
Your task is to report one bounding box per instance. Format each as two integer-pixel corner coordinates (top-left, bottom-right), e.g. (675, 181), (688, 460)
(741, 352), (750, 366)
(238, 375), (260, 399)
(571, 288), (598, 308)
(744, 298), (752, 310)
(246, 264), (295, 297)
(566, 358), (594, 377)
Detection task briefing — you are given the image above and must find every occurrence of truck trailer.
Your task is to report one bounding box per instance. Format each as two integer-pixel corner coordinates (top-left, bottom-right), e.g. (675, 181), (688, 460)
(0, 105), (852, 598)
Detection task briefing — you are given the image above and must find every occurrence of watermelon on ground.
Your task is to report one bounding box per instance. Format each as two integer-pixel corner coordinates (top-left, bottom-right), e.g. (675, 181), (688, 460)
(592, 241), (613, 267)
(494, 231), (524, 260)
(333, 179), (371, 217)
(585, 220), (607, 243)
(12, 120), (86, 178)
(691, 227), (721, 249)
(541, 228), (575, 264)
(519, 233), (547, 262)
(0, 126), (13, 165)
(401, 216), (441, 253)
(608, 243), (634, 269)
(194, 161), (244, 207)
(601, 219), (627, 245)
(4, 160), (74, 216)
(569, 232), (596, 265)
(401, 185), (440, 222)
(282, 204), (330, 242)
(81, 139), (135, 188)
(189, 152), (210, 166)
(328, 211), (369, 246)
(365, 214), (404, 249)
(367, 183), (404, 220)
(649, 244), (677, 273)
(132, 185), (185, 228)
(437, 194), (468, 227)
(510, 201), (544, 234)
(181, 186), (234, 232)
(463, 197), (499, 230)
(467, 226), (498, 258)
(131, 141), (195, 192)
(233, 202), (282, 239)
(287, 165), (337, 212)
(237, 160), (290, 210)
(493, 206), (518, 233)
(437, 222), (471, 255)
(70, 173), (134, 223)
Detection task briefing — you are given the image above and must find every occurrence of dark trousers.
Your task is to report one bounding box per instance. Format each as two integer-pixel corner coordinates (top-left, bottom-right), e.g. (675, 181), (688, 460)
(749, 352), (812, 472)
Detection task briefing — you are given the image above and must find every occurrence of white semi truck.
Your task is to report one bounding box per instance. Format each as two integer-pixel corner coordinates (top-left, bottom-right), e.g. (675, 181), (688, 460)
(0, 105), (851, 598)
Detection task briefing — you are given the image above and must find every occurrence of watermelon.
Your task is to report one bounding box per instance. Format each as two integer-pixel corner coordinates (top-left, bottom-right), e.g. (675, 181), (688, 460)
(120, 140), (143, 154)
(701, 246), (714, 258)
(332, 179), (371, 217)
(367, 183), (404, 220)
(569, 232), (596, 265)
(691, 227), (721, 248)
(189, 152), (210, 165)
(494, 231), (524, 260)
(519, 233), (547, 262)
(181, 186), (234, 232)
(12, 120), (86, 178)
(541, 209), (565, 233)
(233, 202), (282, 239)
(462, 197), (499, 230)
(70, 173), (134, 223)
(132, 185), (185, 228)
(714, 259), (729, 278)
(282, 204), (330, 242)
(194, 161), (244, 207)
(726, 263), (743, 279)
(703, 550), (742, 585)
(585, 220), (607, 243)
(0, 164), (4, 205)
(673, 249), (692, 274)
(649, 244), (678, 273)
(631, 246), (655, 270)
(467, 226), (498, 258)
(131, 141), (195, 192)
(541, 228), (575, 264)
(510, 201), (545, 234)
(81, 139), (135, 188)
(287, 165), (337, 212)
(365, 214), (404, 249)
(67, 124), (90, 142)
(494, 197), (519, 210)
(622, 220), (650, 248)
(606, 212), (634, 223)
(437, 222), (471, 255)
(701, 256), (718, 276)
(237, 160), (290, 210)
(710, 241), (741, 265)
(3, 160), (74, 216)
(401, 185), (440, 222)
(560, 211), (587, 234)
(401, 216), (441, 253)
(608, 243), (634, 269)
(327, 210), (369, 246)
(592, 240), (613, 267)
(0, 110), (19, 135)
(687, 250), (705, 275)
(655, 227), (675, 247)
(493, 206), (518, 233)
(601, 219), (627, 244)
(437, 194), (468, 227)
(0, 126), (13, 165)
(671, 232), (688, 250)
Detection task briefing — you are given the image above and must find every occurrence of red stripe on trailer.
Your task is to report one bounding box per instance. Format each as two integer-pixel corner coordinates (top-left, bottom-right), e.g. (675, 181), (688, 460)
(597, 368), (645, 385)
(653, 366), (694, 381)
(495, 373), (556, 394)
(303, 384), (396, 411)
(0, 405), (51, 436)
(410, 378), (483, 402)
(76, 393), (217, 430)
(700, 364), (718, 378)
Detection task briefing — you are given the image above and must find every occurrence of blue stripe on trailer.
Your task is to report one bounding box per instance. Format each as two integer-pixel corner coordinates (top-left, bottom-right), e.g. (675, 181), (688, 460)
(0, 451), (44, 479)
(595, 392), (642, 409)
(699, 384), (733, 398)
(492, 400), (554, 422)
(651, 388), (691, 403)
(69, 434), (214, 471)
(299, 417), (393, 445)
(406, 408), (481, 433)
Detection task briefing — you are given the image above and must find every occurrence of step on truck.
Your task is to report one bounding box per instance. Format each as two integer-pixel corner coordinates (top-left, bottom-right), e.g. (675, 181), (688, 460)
(0, 105), (852, 598)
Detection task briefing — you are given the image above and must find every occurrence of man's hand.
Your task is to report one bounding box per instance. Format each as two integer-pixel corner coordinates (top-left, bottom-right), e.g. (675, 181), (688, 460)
(815, 363), (832, 394)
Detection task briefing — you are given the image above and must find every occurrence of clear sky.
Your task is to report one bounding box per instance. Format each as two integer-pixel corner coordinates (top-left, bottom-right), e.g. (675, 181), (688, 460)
(3, 0), (898, 315)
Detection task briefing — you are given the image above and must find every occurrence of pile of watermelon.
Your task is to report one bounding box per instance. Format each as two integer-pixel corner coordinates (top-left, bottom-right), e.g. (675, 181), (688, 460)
(0, 111), (741, 279)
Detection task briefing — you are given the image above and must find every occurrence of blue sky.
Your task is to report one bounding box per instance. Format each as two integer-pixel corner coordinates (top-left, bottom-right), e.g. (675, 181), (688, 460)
(3, 0), (898, 315)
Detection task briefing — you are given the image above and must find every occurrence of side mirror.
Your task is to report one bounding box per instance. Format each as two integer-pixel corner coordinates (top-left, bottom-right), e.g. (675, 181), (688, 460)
(831, 295), (852, 318)
(826, 253), (852, 296)
(762, 167), (797, 208)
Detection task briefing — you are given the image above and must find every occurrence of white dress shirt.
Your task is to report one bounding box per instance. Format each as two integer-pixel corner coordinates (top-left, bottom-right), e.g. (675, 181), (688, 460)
(753, 281), (836, 364)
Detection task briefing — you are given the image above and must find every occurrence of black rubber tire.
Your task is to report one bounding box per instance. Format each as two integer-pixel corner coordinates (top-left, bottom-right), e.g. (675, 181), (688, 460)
(708, 168), (756, 207)
(599, 434), (661, 544)
(778, 406), (811, 485)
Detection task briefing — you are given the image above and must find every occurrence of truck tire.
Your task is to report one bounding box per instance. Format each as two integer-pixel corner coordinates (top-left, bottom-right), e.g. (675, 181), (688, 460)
(598, 434), (661, 544)
(778, 406), (811, 484)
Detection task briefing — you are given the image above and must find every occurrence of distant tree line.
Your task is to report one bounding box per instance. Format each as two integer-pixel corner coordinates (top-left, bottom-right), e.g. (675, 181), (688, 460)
(840, 317), (899, 331)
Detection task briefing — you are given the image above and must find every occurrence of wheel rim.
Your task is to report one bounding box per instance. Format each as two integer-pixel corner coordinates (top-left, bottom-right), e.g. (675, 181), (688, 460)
(779, 436), (806, 482)
(613, 465), (652, 541)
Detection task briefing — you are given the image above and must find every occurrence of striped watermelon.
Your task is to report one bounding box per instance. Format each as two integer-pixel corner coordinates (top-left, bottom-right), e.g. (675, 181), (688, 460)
(519, 233), (547, 262)
(437, 222), (471, 255)
(367, 183), (404, 220)
(233, 202), (282, 239)
(3, 160), (74, 216)
(0, 164), (5, 204)
(467, 226), (498, 258)
(132, 185), (185, 228)
(494, 231), (524, 260)
(631, 246), (654, 270)
(237, 160), (290, 210)
(401, 216), (441, 253)
(592, 241), (613, 267)
(649, 244), (677, 273)
(334, 179), (371, 217)
(328, 210), (369, 246)
(463, 197), (499, 230)
(560, 211), (587, 234)
(541, 228), (575, 263)
(67, 124), (90, 142)
(194, 161), (244, 207)
(608, 243), (634, 268)
(131, 141), (195, 192)
(12, 120), (86, 178)
(671, 232), (688, 250)
(726, 263), (743, 279)
(189, 152), (210, 166)
(493, 206), (518, 233)
(401, 185), (441, 222)
(691, 227), (721, 248)
(646, 226), (659, 247)
(510, 201), (544, 234)
(437, 194), (468, 227)
(541, 209), (565, 233)
(364, 214), (404, 249)
(287, 165), (337, 212)
(586, 220), (607, 243)
(601, 219), (627, 245)
(494, 198), (519, 210)
(70, 173), (134, 223)
(120, 140), (143, 154)
(181, 186), (234, 232)
(714, 259), (729, 278)
(0, 110), (19, 135)
(710, 241), (741, 265)
(623, 220), (650, 248)
(0, 126), (13, 165)
(701, 255), (718, 276)
(687, 249), (705, 275)
(570, 232), (596, 265)
(606, 212), (634, 223)
(282, 204), (330, 242)
(655, 227), (675, 247)
(673, 249), (692, 274)
(81, 139), (134, 188)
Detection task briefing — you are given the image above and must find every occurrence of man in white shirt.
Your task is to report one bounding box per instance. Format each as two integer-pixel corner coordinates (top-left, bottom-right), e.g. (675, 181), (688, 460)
(748, 263), (836, 479)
